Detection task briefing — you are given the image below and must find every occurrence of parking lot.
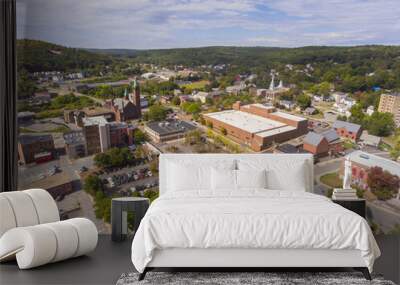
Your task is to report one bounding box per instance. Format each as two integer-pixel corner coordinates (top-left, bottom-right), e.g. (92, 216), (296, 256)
(18, 154), (95, 190)
(98, 163), (159, 195)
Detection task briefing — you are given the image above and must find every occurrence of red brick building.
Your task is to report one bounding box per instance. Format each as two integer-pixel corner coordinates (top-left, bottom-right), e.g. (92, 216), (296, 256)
(332, 120), (362, 141)
(109, 122), (135, 147)
(203, 102), (308, 151)
(303, 129), (343, 157)
(27, 173), (73, 198)
(105, 80), (141, 122)
(339, 151), (400, 190)
(83, 116), (136, 155)
(18, 134), (55, 164)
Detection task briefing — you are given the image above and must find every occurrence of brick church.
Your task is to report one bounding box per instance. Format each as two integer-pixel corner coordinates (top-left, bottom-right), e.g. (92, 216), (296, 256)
(105, 79), (142, 122)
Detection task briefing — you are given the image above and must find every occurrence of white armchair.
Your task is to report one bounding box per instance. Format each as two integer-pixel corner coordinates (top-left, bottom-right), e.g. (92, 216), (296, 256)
(0, 189), (98, 269)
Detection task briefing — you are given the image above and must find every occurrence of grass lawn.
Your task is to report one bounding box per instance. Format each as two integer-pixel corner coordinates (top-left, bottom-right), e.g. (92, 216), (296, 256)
(320, 172), (343, 188)
(19, 125), (70, 134)
(382, 135), (398, 148)
(182, 80), (210, 90)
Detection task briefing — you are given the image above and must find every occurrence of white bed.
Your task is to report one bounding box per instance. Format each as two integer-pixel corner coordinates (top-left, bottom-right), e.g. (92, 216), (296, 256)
(131, 154), (380, 280)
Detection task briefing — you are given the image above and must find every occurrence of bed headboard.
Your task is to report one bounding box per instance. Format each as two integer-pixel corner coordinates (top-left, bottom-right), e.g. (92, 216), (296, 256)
(159, 153), (314, 195)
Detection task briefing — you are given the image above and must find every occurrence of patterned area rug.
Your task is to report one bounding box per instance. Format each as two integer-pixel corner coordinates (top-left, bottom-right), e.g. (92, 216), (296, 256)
(117, 272), (395, 285)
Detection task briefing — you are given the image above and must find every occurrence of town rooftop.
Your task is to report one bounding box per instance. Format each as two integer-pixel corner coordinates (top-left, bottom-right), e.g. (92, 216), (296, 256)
(347, 150), (400, 177)
(205, 110), (286, 134)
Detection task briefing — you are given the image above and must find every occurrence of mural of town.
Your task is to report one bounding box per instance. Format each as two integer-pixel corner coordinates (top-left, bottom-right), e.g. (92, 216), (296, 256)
(17, 40), (400, 234)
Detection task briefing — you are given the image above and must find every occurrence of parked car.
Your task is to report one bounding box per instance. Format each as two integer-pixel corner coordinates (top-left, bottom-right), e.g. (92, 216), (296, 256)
(79, 166), (88, 173)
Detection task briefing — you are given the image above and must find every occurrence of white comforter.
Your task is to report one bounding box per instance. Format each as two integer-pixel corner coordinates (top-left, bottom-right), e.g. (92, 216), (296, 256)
(131, 190), (380, 272)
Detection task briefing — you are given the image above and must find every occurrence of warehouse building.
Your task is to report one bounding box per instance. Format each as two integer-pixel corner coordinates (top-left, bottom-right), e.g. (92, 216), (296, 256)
(145, 120), (196, 142)
(203, 102), (308, 151)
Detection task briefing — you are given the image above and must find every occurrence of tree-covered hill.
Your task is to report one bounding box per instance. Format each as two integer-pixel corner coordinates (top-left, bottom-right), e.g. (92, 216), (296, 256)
(85, 48), (140, 57)
(124, 45), (400, 68)
(17, 39), (115, 73)
(124, 45), (400, 91)
(17, 39), (400, 91)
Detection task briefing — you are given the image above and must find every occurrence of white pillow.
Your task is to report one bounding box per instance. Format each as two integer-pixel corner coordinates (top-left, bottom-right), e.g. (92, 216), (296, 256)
(236, 169), (267, 189)
(238, 159), (308, 191)
(167, 160), (236, 192)
(211, 168), (237, 191)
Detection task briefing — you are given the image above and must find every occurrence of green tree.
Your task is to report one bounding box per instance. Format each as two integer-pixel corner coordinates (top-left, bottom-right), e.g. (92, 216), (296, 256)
(84, 175), (103, 196)
(366, 112), (395, 137)
(296, 94), (312, 110)
(17, 69), (37, 99)
(171, 96), (181, 106)
(389, 135), (400, 160)
(143, 189), (159, 203)
(146, 104), (168, 121)
(182, 102), (202, 114)
(349, 104), (366, 126)
(309, 81), (331, 98)
(134, 129), (147, 144)
(185, 130), (202, 145)
(94, 153), (111, 168)
(110, 148), (123, 166)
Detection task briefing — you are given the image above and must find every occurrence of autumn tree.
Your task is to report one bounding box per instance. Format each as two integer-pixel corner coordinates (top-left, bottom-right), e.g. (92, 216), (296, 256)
(367, 166), (400, 200)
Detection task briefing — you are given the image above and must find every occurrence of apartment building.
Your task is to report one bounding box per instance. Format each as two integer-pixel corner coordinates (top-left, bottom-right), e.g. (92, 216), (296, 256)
(378, 93), (400, 127)
(18, 134), (55, 164)
(83, 116), (108, 155)
(82, 116), (135, 155)
(63, 131), (87, 159)
(332, 120), (362, 141)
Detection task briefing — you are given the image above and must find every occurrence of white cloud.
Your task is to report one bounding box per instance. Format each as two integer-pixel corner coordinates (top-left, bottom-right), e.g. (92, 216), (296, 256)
(16, 0), (400, 48)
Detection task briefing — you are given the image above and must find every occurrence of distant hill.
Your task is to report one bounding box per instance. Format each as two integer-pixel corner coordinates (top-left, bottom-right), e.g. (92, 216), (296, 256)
(125, 45), (400, 68)
(17, 39), (115, 73)
(84, 48), (140, 57)
(17, 39), (400, 78)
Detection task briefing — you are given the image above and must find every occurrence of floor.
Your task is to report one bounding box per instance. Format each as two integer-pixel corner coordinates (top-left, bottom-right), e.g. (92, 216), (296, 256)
(0, 235), (133, 285)
(1, 235), (399, 285)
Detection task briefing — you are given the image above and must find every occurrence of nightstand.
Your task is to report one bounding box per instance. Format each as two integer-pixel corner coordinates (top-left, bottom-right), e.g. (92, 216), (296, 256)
(332, 198), (366, 218)
(111, 197), (150, 242)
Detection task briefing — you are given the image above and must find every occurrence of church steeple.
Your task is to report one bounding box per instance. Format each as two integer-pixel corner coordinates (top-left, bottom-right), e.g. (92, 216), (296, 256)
(129, 78), (141, 117)
(269, 74), (275, 91)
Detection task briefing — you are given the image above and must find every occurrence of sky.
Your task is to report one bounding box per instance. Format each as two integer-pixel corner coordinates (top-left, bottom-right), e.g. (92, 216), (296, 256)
(16, 0), (400, 49)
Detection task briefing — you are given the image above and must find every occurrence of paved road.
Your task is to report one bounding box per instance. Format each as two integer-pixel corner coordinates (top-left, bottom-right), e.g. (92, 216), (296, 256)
(314, 158), (342, 176)
(367, 202), (400, 233)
